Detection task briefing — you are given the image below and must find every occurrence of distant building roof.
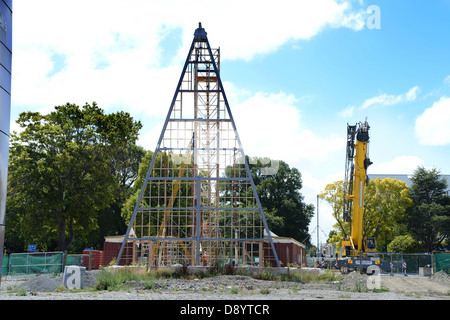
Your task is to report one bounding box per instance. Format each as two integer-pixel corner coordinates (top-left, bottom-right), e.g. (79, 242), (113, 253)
(368, 174), (450, 194)
(264, 229), (306, 248)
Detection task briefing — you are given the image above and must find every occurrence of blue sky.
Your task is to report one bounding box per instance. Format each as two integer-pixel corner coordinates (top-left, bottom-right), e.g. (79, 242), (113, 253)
(10, 0), (450, 245)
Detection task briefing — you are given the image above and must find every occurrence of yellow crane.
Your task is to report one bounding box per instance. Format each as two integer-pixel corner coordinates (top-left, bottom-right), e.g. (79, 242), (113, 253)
(339, 120), (377, 272)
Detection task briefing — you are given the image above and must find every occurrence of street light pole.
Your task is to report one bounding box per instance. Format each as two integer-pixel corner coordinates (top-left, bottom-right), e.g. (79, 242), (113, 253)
(316, 195), (320, 257)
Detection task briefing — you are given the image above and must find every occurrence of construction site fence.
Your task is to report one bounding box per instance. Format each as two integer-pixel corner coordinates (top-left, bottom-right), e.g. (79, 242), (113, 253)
(1, 251), (98, 279)
(307, 252), (450, 275)
(433, 252), (450, 274)
(3, 251), (448, 279)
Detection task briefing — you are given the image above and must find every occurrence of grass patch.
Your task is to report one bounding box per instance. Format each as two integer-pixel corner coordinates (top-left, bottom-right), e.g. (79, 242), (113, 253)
(94, 268), (154, 291)
(230, 286), (239, 294)
(94, 266), (219, 291)
(17, 288), (27, 296)
(93, 266), (342, 292)
(352, 279), (363, 292)
(260, 288), (270, 294)
(249, 269), (341, 284)
(371, 287), (389, 293)
(144, 280), (156, 290)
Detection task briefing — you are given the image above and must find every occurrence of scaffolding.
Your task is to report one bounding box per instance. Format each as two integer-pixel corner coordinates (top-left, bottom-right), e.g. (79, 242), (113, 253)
(116, 23), (280, 269)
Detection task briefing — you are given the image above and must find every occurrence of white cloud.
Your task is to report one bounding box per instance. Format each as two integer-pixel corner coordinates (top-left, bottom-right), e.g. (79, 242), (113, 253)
(304, 170), (344, 240)
(360, 86), (420, 110)
(339, 105), (355, 118)
(405, 86), (420, 100)
(339, 86), (420, 118)
(231, 91), (343, 166)
(10, 1), (370, 238)
(201, 0), (366, 61)
(369, 155), (424, 174)
(11, 0), (367, 116)
(136, 86), (347, 240)
(415, 96), (450, 146)
(137, 119), (165, 152)
(136, 86), (345, 168)
(444, 75), (450, 85)
(330, 6), (366, 31)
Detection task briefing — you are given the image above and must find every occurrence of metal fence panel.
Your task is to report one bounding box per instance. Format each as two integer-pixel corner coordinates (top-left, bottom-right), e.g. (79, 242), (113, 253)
(308, 252), (433, 275)
(434, 252), (450, 274)
(6, 252), (64, 277)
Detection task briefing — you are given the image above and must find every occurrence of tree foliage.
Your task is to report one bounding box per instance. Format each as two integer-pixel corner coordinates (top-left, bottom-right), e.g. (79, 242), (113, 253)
(121, 155), (314, 245)
(120, 150), (196, 225)
(6, 102), (142, 253)
(319, 181), (347, 239)
(319, 178), (412, 251)
(121, 150), (154, 224)
(404, 167), (450, 252)
(248, 157), (314, 244)
(364, 178), (412, 250)
(83, 142), (145, 251)
(387, 235), (416, 253)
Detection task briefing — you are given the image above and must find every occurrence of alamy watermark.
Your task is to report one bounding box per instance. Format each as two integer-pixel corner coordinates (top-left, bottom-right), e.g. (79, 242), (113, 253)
(366, 265), (381, 290)
(367, 5), (381, 30)
(238, 156), (280, 176)
(171, 153), (280, 176)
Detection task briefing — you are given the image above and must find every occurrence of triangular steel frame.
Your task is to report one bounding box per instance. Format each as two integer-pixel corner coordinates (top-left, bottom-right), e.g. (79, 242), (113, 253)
(116, 23), (280, 268)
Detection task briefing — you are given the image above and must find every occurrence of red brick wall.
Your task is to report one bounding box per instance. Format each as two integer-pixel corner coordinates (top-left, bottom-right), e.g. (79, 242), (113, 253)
(83, 250), (103, 269)
(102, 242), (135, 266)
(263, 242), (306, 267)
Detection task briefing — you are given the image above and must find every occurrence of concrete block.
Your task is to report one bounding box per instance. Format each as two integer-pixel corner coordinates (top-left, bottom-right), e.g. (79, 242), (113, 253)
(419, 267), (432, 277)
(187, 266), (209, 274)
(63, 265), (86, 289)
(106, 265), (146, 274)
(235, 265), (265, 276)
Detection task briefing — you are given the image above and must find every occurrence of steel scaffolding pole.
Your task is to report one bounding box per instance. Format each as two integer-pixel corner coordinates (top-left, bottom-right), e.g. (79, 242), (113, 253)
(117, 23), (280, 268)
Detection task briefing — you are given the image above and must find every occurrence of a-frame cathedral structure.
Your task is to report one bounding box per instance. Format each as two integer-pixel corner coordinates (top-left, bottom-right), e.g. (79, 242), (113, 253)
(116, 23), (280, 268)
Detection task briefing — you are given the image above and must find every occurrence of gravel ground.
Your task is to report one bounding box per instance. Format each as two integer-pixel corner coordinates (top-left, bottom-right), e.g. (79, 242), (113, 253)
(2, 270), (446, 319)
(1, 270), (449, 301)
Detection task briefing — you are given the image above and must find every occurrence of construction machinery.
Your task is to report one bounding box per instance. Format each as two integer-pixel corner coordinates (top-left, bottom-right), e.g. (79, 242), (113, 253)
(339, 119), (377, 272)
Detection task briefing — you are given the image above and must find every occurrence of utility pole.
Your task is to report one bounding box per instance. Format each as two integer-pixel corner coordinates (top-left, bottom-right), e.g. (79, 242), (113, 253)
(316, 195), (320, 257)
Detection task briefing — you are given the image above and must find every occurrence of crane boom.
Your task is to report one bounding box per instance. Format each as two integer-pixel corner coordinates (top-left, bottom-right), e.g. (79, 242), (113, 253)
(340, 120), (375, 259)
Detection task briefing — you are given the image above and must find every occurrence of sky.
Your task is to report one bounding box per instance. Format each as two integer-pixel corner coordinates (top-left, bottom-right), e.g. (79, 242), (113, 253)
(10, 0), (450, 247)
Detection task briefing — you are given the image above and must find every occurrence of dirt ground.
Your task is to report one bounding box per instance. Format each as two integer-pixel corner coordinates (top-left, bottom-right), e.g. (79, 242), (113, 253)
(0, 270), (449, 300)
(339, 270), (450, 298)
(380, 274), (450, 297)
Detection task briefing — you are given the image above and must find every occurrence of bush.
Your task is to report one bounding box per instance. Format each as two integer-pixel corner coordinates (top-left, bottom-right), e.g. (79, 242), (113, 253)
(94, 266), (219, 291)
(94, 269), (146, 291)
(387, 235), (416, 253)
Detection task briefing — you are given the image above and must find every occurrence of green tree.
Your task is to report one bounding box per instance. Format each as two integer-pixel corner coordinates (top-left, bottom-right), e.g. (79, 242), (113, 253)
(122, 155), (314, 245)
(6, 102), (142, 253)
(387, 235), (417, 253)
(81, 143), (146, 251)
(404, 167), (450, 252)
(319, 178), (412, 251)
(319, 181), (348, 240)
(121, 150), (195, 224)
(121, 150), (154, 223)
(364, 178), (412, 251)
(248, 157), (314, 244)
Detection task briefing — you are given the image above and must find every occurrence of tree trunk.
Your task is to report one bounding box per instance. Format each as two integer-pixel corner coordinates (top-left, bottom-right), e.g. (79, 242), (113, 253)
(58, 216), (75, 253)
(66, 216), (75, 250)
(58, 219), (66, 252)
